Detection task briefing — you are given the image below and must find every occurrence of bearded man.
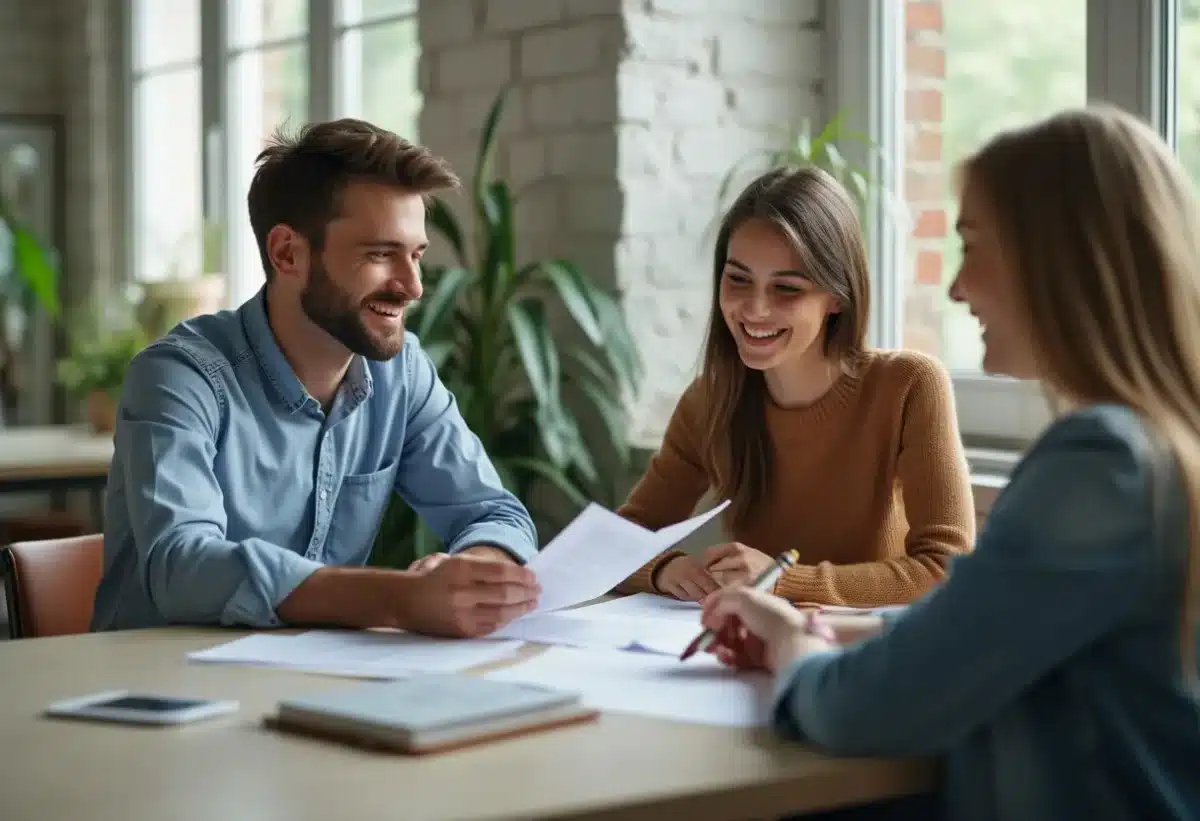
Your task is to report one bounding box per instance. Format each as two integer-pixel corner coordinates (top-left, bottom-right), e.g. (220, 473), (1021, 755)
(93, 120), (540, 637)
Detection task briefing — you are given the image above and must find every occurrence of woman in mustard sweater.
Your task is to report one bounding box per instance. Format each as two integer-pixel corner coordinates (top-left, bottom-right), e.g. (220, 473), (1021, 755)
(617, 166), (975, 606)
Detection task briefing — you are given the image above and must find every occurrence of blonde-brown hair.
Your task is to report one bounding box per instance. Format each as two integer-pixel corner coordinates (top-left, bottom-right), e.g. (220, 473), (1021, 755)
(703, 167), (870, 530)
(961, 104), (1200, 669)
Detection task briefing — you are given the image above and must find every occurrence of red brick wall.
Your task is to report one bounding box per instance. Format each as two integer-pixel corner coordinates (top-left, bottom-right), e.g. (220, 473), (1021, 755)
(902, 0), (946, 356)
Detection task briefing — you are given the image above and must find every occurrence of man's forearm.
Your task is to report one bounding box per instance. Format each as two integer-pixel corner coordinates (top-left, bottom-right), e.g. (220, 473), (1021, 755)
(277, 566), (417, 629)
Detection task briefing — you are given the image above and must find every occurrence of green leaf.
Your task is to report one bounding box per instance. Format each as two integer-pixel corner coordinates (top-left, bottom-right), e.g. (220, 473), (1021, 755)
(422, 339), (455, 370)
(506, 299), (552, 406)
(473, 89), (508, 208)
(480, 181), (516, 305)
(564, 347), (618, 394)
(415, 266), (472, 338)
(822, 142), (847, 175)
(557, 411), (599, 484)
(589, 289), (643, 391)
(426, 197), (468, 267)
(11, 224), (59, 317)
(570, 369), (630, 467)
(535, 402), (569, 468)
(502, 455), (589, 510)
(531, 260), (603, 346)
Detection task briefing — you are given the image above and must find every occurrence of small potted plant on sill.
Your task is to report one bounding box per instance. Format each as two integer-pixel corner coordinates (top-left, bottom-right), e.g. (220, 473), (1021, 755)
(56, 290), (148, 434)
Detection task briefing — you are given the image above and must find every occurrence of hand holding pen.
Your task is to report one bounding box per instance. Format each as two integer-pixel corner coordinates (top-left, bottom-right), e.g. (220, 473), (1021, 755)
(679, 549), (801, 661)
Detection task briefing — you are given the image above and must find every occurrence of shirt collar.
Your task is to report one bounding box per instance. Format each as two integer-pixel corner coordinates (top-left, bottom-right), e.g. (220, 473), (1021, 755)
(240, 287), (376, 417)
(241, 288), (311, 413)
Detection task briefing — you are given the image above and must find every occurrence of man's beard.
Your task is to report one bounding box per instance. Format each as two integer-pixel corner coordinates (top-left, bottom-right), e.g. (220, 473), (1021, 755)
(299, 258), (409, 361)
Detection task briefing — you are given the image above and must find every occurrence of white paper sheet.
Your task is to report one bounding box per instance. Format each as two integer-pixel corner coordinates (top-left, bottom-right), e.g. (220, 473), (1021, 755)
(485, 646), (773, 728)
(526, 500), (730, 614)
(491, 610), (699, 656)
(187, 629), (524, 678)
(568, 592), (704, 624)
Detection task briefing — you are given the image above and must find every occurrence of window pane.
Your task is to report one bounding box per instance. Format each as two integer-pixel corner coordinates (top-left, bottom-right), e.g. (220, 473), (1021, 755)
(339, 0), (416, 26)
(901, 0), (1087, 370)
(339, 18), (421, 138)
(230, 0), (309, 49)
(132, 0), (200, 70)
(133, 67), (203, 282)
(228, 43), (310, 306)
(1177, 2), (1200, 181)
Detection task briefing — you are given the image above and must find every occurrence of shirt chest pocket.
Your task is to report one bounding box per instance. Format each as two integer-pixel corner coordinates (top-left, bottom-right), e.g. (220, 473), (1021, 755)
(324, 462), (401, 564)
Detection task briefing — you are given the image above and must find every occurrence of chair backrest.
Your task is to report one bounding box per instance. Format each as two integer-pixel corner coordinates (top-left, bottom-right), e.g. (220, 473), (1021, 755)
(1, 534), (104, 639)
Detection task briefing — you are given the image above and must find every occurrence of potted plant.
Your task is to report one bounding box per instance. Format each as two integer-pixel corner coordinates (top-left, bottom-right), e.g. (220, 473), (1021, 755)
(717, 110), (905, 230)
(55, 291), (148, 434)
(370, 88), (643, 567)
(139, 220), (227, 339)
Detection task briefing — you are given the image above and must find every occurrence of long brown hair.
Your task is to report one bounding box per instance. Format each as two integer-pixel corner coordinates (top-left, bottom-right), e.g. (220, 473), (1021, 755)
(961, 104), (1200, 669)
(704, 167), (871, 529)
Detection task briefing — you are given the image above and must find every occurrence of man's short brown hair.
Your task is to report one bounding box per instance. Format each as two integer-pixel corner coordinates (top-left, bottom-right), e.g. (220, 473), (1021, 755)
(247, 118), (460, 280)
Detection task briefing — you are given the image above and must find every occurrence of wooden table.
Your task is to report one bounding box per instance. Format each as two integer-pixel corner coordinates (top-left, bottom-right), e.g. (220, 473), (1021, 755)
(0, 425), (114, 525)
(0, 629), (934, 821)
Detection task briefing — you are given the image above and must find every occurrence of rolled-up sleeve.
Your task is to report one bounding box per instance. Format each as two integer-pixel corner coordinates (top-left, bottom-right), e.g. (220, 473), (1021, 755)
(119, 344), (324, 627)
(393, 338), (539, 562)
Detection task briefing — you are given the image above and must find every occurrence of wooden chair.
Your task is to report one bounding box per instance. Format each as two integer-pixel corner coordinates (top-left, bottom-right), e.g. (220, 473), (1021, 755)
(0, 534), (103, 639)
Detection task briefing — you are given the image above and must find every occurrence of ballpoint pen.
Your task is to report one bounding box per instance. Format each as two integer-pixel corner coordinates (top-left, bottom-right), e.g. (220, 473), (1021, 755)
(678, 549), (801, 661)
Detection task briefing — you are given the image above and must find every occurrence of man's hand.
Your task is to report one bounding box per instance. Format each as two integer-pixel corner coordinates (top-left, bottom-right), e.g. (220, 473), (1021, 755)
(699, 542), (775, 588)
(655, 554), (720, 602)
(404, 553), (540, 638)
(408, 544), (516, 574)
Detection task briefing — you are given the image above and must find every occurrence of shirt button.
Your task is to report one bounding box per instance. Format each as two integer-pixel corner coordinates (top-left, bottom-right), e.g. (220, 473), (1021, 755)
(319, 489), (328, 501)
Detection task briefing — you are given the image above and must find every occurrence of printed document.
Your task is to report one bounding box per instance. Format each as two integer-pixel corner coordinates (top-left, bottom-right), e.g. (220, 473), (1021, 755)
(486, 646), (773, 728)
(526, 500), (729, 614)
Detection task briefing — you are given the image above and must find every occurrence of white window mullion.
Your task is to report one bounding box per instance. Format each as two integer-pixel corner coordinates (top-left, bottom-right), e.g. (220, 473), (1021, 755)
(1089, 0), (1169, 129)
(310, 0), (335, 121)
(824, 0), (905, 351)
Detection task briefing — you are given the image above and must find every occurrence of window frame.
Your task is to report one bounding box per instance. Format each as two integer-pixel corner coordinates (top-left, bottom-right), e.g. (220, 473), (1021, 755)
(826, 0), (1171, 448)
(126, 0), (203, 285)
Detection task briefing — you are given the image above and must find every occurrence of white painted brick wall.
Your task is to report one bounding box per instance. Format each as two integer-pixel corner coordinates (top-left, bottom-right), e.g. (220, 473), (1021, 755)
(617, 1), (823, 446)
(418, 0), (824, 451)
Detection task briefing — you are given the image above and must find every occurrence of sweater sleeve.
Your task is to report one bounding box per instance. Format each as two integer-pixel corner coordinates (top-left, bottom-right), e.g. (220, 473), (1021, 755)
(769, 407), (1159, 757)
(615, 379), (712, 593)
(774, 355), (976, 606)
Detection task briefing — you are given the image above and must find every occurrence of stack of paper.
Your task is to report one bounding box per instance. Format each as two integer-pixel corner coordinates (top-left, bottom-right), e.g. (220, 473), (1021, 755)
(486, 646), (773, 728)
(187, 629), (523, 679)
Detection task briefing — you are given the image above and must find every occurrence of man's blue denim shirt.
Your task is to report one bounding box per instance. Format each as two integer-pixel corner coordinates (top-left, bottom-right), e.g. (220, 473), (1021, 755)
(92, 289), (538, 631)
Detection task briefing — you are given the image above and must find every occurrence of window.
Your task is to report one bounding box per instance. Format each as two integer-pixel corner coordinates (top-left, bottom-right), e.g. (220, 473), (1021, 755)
(901, 0), (1087, 371)
(337, 0), (422, 139)
(226, 0), (311, 306)
(130, 0), (203, 283)
(1176, 0), (1200, 180)
(831, 0), (1167, 447)
(123, 0), (426, 310)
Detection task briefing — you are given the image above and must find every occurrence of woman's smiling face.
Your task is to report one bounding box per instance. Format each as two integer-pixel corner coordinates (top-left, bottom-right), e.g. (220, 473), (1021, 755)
(719, 217), (841, 373)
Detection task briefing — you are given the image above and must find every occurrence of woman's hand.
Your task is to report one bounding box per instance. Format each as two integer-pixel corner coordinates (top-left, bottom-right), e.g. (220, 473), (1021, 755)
(700, 542), (776, 587)
(655, 554), (721, 601)
(701, 587), (836, 673)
